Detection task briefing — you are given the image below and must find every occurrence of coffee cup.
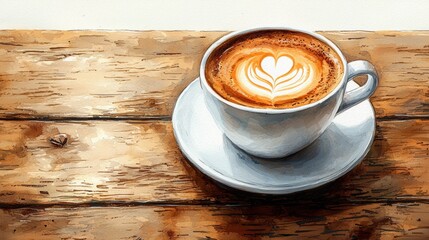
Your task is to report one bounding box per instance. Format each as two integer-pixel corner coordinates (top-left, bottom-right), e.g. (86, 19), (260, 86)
(199, 27), (378, 158)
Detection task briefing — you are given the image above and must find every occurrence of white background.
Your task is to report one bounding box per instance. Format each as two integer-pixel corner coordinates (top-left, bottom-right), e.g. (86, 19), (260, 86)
(0, 0), (427, 31)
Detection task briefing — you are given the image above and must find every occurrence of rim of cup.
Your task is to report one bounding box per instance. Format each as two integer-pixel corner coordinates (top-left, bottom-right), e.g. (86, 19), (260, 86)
(199, 27), (348, 114)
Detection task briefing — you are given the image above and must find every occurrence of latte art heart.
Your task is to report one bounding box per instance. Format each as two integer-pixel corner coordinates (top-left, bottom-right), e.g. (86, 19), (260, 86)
(235, 53), (316, 100)
(261, 56), (293, 80)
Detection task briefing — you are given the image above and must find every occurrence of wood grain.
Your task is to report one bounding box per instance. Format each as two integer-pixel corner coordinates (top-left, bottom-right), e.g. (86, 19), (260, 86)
(0, 30), (428, 238)
(0, 30), (427, 119)
(0, 30), (222, 119)
(1, 203), (429, 239)
(0, 119), (427, 204)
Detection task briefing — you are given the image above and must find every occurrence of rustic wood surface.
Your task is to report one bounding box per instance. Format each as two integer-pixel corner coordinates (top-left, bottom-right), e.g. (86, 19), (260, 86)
(1, 203), (429, 240)
(0, 30), (428, 239)
(0, 31), (427, 119)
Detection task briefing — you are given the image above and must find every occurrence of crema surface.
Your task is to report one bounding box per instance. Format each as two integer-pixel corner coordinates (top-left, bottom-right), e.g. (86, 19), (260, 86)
(205, 30), (344, 108)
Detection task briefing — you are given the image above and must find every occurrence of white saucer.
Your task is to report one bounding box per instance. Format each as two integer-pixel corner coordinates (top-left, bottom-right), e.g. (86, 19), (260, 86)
(172, 79), (375, 195)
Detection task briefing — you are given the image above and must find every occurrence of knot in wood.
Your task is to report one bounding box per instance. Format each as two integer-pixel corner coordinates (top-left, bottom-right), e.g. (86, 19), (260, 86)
(49, 133), (68, 147)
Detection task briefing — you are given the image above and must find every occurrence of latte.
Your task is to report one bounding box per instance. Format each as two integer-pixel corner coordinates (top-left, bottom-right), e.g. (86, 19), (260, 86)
(205, 30), (344, 108)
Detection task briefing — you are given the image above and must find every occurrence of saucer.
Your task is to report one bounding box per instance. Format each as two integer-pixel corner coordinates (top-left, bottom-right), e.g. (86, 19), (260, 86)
(172, 79), (375, 195)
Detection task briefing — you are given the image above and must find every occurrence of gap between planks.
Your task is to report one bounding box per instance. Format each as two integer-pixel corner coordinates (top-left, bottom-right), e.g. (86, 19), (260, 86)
(1, 197), (429, 210)
(0, 115), (427, 122)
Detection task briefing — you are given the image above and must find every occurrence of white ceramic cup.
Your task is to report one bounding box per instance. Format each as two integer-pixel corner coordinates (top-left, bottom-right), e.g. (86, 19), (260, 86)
(199, 27), (378, 158)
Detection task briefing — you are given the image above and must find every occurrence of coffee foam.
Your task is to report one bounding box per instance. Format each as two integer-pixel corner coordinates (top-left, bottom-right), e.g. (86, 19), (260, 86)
(205, 30), (344, 109)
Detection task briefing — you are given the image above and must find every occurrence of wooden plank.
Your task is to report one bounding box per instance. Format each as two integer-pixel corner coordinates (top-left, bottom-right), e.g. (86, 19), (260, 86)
(0, 30), (427, 119)
(0, 30), (222, 119)
(1, 203), (429, 239)
(0, 119), (427, 204)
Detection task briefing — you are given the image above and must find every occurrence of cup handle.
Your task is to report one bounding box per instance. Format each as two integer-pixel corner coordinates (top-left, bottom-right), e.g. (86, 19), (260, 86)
(337, 60), (379, 115)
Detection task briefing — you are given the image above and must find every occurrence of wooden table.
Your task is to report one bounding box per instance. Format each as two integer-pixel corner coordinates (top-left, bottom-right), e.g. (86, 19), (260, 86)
(0, 30), (427, 239)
